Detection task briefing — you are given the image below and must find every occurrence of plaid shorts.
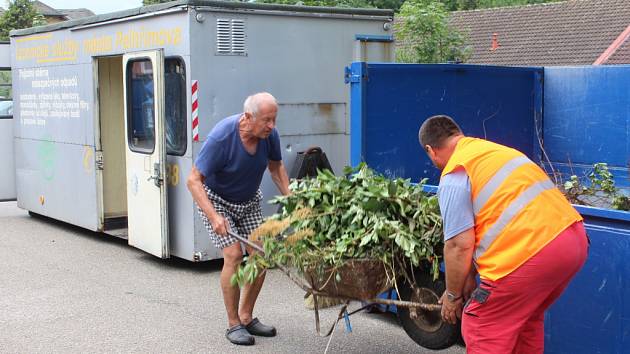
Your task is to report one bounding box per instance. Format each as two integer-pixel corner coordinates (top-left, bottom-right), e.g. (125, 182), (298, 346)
(197, 185), (264, 250)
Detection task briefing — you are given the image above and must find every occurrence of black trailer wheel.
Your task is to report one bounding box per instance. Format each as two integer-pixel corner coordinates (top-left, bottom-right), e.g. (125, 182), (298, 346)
(397, 269), (461, 350)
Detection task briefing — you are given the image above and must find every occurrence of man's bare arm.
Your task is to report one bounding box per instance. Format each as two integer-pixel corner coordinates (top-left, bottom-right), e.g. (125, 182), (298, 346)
(268, 160), (290, 196)
(440, 227), (476, 324)
(444, 227), (475, 297)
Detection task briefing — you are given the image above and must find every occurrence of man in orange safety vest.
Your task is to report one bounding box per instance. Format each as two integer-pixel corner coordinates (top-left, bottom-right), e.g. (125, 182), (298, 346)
(418, 115), (588, 353)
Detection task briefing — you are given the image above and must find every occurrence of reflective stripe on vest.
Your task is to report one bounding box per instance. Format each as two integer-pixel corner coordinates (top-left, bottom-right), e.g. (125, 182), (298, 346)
(472, 155), (531, 215)
(474, 179), (556, 260)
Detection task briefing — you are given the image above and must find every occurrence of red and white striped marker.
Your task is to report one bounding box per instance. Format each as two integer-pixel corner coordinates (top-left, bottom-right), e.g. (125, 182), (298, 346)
(192, 80), (199, 142)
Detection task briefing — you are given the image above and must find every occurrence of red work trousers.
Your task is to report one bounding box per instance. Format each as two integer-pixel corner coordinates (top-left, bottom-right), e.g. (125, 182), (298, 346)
(461, 221), (589, 354)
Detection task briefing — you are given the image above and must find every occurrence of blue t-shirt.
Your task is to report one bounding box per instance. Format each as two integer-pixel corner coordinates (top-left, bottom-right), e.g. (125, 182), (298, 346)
(194, 114), (282, 202)
(438, 169), (475, 241)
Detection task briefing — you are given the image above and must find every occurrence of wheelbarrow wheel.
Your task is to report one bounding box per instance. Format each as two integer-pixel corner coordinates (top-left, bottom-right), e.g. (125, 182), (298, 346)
(397, 268), (461, 350)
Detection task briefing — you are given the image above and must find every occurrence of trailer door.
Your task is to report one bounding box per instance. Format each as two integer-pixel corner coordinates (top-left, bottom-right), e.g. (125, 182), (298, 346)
(122, 50), (169, 258)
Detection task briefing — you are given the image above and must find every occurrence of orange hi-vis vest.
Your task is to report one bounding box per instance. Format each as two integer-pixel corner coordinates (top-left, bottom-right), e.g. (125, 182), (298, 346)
(441, 137), (582, 281)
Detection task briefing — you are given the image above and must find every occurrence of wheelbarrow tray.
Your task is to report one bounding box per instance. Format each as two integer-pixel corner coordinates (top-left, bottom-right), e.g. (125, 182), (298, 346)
(304, 258), (391, 300)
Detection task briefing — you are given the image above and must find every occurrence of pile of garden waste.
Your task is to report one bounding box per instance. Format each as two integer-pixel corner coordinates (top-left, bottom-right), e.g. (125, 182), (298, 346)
(232, 164), (444, 295)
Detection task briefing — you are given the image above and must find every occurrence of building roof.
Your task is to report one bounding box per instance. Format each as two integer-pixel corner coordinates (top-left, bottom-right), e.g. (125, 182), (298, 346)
(12, 0), (393, 37)
(58, 8), (95, 20)
(33, 0), (64, 17)
(606, 39), (630, 65)
(448, 0), (630, 66)
(34, 2), (94, 21)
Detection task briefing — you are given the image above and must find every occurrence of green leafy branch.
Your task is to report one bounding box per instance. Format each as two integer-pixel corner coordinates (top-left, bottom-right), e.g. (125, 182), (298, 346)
(562, 163), (629, 211)
(231, 164), (443, 290)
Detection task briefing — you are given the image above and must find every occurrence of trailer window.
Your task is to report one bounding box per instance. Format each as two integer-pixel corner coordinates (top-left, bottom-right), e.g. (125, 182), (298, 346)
(0, 68), (12, 119)
(127, 59), (155, 153)
(165, 58), (186, 156)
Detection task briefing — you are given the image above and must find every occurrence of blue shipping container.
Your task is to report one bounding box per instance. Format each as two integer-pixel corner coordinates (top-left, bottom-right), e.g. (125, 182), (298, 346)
(347, 62), (630, 353)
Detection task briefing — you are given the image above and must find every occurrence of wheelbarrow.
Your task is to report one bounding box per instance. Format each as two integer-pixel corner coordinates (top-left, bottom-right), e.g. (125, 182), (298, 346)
(227, 229), (452, 350)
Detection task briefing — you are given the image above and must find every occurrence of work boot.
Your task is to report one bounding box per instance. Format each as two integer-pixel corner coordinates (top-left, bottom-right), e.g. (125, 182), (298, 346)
(226, 324), (255, 345)
(245, 318), (277, 337)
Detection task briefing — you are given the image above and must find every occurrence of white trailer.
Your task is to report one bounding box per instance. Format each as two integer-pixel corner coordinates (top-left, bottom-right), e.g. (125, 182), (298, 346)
(0, 42), (15, 202)
(7, 0), (393, 261)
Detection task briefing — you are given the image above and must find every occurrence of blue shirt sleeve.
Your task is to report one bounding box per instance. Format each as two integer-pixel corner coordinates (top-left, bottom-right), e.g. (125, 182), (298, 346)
(194, 136), (226, 178)
(268, 129), (282, 161)
(438, 169), (475, 241)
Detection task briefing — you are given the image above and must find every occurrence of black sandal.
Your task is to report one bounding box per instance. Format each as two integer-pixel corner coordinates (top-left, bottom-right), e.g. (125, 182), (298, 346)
(245, 318), (277, 337)
(226, 324), (255, 345)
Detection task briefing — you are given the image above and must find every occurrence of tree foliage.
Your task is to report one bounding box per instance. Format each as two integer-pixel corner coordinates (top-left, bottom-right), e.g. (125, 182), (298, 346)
(0, 70), (11, 98)
(395, 0), (469, 63)
(0, 0), (46, 41)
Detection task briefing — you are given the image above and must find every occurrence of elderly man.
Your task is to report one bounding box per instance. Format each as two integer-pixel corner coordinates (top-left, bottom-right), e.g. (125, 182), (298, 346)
(418, 115), (588, 353)
(187, 92), (290, 346)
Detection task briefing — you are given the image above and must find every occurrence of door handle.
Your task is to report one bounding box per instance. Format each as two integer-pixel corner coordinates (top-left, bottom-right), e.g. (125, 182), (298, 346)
(147, 162), (163, 187)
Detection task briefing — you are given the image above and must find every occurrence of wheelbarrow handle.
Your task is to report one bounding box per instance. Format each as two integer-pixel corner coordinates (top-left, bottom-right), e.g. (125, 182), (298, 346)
(227, 230), (318, 294)
(227, 229), (266, 254)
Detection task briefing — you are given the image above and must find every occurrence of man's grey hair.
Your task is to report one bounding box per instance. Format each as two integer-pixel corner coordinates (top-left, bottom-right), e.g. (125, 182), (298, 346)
(243, 92), (277, 119)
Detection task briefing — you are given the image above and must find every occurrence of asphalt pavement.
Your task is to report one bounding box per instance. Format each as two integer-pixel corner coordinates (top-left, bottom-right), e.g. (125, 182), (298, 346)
(0, 201), (466, 354)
